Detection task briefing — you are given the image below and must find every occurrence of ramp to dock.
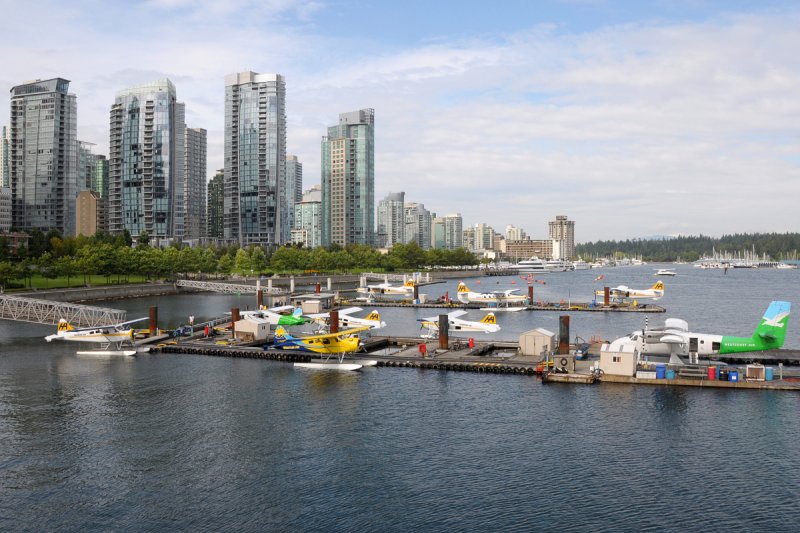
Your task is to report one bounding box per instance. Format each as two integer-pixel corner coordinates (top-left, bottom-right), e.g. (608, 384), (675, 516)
(175, 280), (285, 294)
(0, 294), (126, 327)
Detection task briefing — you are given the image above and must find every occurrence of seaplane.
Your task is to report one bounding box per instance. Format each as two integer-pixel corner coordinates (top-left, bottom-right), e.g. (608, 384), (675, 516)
(272, 325), (375, 371)
(44, 317), (149, 356)
(419, 310), (501, 338)
(237, 305), (307, 326)
(356, 279), (416, 296)
(604, 300), (790, 365)
(595, 281), (665, 302)
(306, 307), (386, 330)
(456, 282), (527, 308)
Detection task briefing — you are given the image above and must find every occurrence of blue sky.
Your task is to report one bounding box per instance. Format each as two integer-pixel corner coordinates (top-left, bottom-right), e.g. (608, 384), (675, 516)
(1, 0), (799, 242)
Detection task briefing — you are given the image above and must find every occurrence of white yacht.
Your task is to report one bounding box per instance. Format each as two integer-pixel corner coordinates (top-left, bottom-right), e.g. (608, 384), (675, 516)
(572, 260), (590, 270)
(545, 259), (574, 272)
(509, 256), (548, 274)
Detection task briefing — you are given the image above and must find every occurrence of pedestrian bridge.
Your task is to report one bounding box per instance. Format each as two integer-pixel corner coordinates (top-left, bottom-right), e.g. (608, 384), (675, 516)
(0, 294), (127, 327)
(175, 280), (285, 294)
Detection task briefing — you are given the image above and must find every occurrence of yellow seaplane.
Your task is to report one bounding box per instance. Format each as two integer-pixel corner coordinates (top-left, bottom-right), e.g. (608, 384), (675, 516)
(271, 325), (375, 371)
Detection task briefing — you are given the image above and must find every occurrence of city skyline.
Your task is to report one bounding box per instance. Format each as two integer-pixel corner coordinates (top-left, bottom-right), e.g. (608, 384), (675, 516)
(1, 1), (799, 241)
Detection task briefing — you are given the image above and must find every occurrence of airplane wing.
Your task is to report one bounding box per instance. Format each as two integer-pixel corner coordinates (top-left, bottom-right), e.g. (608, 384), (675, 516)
(337, 307), (363, 316)
(305, 312), (329, 320)
(269, 305), (295, 314)
(447, 310), (468, 319)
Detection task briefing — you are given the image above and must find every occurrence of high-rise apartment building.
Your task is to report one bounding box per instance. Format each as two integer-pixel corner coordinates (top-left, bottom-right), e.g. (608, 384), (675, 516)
(321, 108), (375, 247)
(207, 169), (224, 239)
(184, 127), (207, 241)
(506, 224), (526, 241)
(548, 215), (575, 260)
(75, 190), (104, 237)
(224, 72), (286, 246)
(0, 126), (9, 188)
(292, 184), (322, 248)
(9, 78), (78, 235)
(0, 187), (11, 232)
(432, 213), (463, 250)
(376, 191), (405, 248)
(286, 154), (303, 204)
(109, 79), (185, 241)
(473, 223), (495, 251)
(404, 202), (432, 249)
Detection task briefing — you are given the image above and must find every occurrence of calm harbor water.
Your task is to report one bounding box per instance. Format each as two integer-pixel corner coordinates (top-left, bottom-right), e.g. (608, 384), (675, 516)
(1, 265), (799, 531)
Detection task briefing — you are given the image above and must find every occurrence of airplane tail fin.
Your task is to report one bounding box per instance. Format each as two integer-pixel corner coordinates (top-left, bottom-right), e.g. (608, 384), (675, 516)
(651, 281), (664, 291)
(366, 311), (381, 322)
(457, 282), (469, 293)
(274, 326), (292, 341)
(480, 313), (497, 325)
(57, 319), (74, 333)
(753, 301), (791, 347)
(292, 308), (304, 318)
(404, 280), (415, 287)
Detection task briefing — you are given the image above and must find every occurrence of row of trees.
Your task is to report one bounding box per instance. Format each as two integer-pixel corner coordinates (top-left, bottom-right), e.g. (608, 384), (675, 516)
(0, 231), (478, 290)
(576, 233), (800, 262)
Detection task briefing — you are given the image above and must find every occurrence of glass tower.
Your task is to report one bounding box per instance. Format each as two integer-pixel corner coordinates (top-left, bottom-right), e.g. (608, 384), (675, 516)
(109, 79), (185, 241)
(376, 191), (405, 248)
(184, 127), (207, 241)
(224, 72), (287, 246)
(321, 108), (375, 247)
(9, 78), (78, 235)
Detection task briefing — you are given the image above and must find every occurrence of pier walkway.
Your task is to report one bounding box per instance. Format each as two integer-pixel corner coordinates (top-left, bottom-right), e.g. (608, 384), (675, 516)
(0, 294), (126, 327)
(175, 280), (286, 295)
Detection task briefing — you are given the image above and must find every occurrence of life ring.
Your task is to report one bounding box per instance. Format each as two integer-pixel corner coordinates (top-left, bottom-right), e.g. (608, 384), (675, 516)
(559, 358), (569, 368)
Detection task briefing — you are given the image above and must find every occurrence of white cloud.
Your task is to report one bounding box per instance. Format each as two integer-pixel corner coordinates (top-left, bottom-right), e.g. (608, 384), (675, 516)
(1, 4), (798, 241)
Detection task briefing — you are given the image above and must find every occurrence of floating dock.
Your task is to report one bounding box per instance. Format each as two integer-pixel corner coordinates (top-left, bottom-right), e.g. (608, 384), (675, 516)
(340, 299), (665, 313)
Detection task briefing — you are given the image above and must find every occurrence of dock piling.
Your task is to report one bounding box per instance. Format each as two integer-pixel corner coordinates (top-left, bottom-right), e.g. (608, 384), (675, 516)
(149, 306), (158, 337)
(438, 314), (449, 350)
(528, 285), (534, 305)
(257, 289), (263, 309)
(330, 310), (339, 333)
(231, 307), (240, 340)
(559, 315), (570, 355)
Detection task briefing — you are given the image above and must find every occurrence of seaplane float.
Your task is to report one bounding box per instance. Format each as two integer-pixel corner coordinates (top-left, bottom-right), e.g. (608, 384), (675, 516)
(419, 310), (501, 338)
(45, 317), (149, 356)
(271, 325), (376, 371)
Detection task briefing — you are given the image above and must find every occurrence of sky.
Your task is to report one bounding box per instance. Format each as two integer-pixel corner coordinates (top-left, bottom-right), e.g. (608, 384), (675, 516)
(1, 0), (799, 243)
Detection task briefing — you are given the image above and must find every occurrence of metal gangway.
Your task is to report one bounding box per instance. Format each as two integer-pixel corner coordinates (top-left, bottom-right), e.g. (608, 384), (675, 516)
(0, 294), (127, 327)
(175, 279), (286, 295)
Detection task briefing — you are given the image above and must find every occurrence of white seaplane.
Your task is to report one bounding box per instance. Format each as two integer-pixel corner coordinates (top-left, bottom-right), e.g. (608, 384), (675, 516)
(306, 307), (387, 330)
(45, 317), (149, 356)
(456, 282), (527, 308)
(595, 281), (665, 302)
(356, 279), (416, 296)
(238, 305), (308, 326)
(419, 310), (501, 338)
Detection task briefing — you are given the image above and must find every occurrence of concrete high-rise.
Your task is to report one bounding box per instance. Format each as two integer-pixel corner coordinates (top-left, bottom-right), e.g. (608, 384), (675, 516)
(377, 191), (405, 248)
(548, 215), (575, 260)
(207, 169), (224, 239)
(0, 187), (11, 232)
(292, 184), (322, 249)
(109, 79), (185, 241)
(224, 72), (286, 246)
(184, 127), (207, 242)
(9, 78), (78, 235)
(0, 126), (9, 188)
(404, 202), (432, 249)
(321, 108), (374, 247)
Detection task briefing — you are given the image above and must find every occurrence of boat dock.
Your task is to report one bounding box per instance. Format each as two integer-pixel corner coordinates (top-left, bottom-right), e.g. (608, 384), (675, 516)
(340, 299), (665, 312)
(151, 333), (800, 390)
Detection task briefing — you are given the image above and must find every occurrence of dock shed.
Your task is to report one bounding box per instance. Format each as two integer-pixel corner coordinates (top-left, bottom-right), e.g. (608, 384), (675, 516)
(234, 316), (271, 342)
(290, 292), (336, 314)
(519, 328), (556, 358)
(599, 344), (637, 376)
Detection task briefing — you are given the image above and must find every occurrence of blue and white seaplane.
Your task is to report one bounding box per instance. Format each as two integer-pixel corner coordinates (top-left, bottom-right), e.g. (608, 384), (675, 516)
(45, 317), (149, 356)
